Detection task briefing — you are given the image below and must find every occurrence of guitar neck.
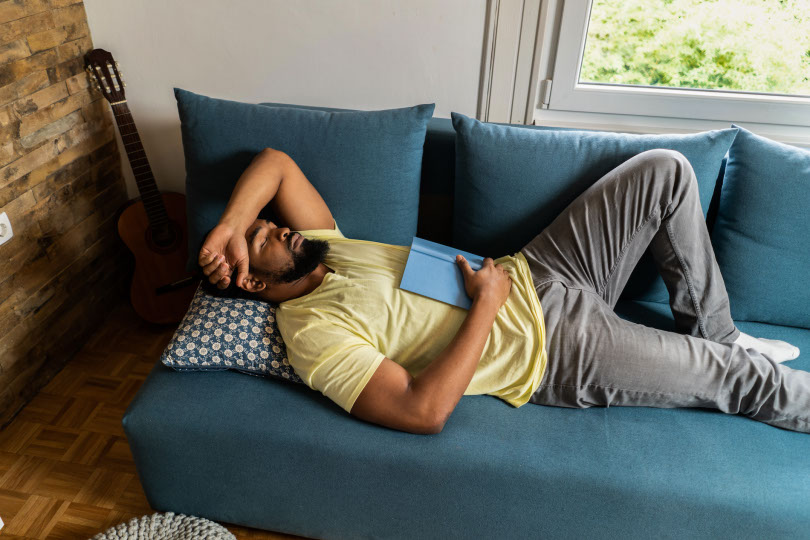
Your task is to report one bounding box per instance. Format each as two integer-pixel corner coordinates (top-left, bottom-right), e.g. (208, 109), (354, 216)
(110, 101), (168, 228)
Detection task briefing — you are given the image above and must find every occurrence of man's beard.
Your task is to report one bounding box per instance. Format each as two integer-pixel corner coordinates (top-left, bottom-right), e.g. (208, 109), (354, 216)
(261, 237), (331, 285)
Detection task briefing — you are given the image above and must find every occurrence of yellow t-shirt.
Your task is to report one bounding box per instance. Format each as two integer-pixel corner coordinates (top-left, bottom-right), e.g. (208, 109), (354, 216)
(276, 219), (547, 414)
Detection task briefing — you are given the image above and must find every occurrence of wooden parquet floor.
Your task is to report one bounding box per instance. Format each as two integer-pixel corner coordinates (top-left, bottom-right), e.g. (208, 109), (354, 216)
(0, 301), (308, 540)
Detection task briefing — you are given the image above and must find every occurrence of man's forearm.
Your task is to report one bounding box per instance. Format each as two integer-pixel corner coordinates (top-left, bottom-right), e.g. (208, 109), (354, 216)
(219, 149), (285, 233)
(409, 295), (501, 430)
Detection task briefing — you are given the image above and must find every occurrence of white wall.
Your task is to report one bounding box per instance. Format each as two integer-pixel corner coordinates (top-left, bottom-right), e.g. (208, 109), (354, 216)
(83, 0), (488, 197)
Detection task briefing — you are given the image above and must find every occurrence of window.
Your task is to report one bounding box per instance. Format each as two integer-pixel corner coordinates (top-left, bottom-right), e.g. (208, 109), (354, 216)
(541, 0), (810, 130)
(581, 0), (810, 97)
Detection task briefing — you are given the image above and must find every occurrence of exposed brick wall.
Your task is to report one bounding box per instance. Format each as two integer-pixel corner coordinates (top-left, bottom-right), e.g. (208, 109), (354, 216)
(0, 0), (130, 428)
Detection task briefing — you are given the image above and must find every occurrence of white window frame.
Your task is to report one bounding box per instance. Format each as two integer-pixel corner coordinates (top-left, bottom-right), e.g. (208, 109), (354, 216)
(482, 0), (810, 147)
(478, 0), (543, 125)
(554, 0), (810, 123)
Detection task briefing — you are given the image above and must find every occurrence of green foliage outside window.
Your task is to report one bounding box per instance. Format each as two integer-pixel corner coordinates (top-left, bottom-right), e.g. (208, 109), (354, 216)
(580, 0), (810, 96)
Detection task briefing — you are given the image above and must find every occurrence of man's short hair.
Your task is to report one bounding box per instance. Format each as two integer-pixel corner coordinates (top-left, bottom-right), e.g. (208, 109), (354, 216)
(198, 225), (261, 300)
(199, 268), (257, 300)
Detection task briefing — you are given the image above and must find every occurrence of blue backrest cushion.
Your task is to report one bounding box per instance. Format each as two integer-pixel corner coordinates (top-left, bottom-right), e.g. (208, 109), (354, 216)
(451, 111), (738, 304)
(711, 125), (810, 328)
(161, 283), (304, 384)
(175, 88), (435, 272)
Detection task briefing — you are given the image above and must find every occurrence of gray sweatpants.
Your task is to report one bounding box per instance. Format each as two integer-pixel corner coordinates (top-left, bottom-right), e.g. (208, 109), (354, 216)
(520, 148), (810, 433)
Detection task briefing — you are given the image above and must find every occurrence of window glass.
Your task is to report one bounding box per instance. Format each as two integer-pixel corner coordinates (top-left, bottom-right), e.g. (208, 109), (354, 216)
(580, 0), (810, 97)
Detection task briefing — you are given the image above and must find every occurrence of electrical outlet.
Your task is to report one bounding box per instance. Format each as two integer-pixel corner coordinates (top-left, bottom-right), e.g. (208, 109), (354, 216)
(0, 212), (13, 246)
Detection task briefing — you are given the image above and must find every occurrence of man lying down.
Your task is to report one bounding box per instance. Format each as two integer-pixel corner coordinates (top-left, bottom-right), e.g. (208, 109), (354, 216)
(198, 147), (807, 435)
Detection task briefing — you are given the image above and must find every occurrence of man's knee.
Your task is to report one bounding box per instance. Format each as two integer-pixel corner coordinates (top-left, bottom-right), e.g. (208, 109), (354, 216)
(636, 148), (697, 193)
(637, 148), (692, 172)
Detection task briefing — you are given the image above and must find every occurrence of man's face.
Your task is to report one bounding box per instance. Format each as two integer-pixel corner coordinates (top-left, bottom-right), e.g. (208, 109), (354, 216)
(244, 219), (330, 286)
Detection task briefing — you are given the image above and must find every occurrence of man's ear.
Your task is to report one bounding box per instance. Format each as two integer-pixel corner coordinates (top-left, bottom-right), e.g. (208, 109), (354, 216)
(239, 273), (267, 293)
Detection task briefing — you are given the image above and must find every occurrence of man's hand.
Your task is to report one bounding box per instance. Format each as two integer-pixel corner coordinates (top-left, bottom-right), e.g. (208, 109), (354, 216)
(198, 223), (249, 289)
(456, 255), (512, 308)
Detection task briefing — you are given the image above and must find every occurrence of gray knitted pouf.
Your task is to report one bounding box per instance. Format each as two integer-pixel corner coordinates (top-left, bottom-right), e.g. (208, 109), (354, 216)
(90, 512), (236, 540)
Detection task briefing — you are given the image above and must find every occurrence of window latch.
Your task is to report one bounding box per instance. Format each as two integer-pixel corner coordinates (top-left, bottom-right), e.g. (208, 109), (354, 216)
(538, 79), (553, 109)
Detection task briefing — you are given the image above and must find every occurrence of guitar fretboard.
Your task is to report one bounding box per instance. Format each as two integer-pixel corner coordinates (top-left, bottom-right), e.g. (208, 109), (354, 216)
(110, 102), (168, 229)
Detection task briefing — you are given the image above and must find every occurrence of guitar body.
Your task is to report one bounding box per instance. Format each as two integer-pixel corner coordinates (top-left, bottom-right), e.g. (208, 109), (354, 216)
(117, 192), (198, 324)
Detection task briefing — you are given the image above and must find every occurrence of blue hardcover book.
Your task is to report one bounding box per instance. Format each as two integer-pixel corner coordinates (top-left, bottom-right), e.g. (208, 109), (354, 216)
(399, 237), (486, 310)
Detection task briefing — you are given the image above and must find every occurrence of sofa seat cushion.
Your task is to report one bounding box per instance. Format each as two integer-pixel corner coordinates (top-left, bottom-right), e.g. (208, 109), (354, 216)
(124, 302), (810, 540)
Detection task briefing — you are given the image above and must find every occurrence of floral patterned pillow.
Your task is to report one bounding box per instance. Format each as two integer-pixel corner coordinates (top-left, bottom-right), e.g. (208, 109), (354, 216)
(160, 284), (304, 384)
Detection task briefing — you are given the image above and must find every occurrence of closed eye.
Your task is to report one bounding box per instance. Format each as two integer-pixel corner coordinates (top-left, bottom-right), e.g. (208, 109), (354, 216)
(248, 226), (261, 248)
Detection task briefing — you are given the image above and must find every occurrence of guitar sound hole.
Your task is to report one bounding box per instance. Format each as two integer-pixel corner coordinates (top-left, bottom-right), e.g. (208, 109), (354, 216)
(146, 221), (182, 253)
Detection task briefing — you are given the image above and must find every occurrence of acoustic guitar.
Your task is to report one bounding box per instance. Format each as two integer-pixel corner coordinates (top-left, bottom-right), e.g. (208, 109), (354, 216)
(85, 49), (198, 324)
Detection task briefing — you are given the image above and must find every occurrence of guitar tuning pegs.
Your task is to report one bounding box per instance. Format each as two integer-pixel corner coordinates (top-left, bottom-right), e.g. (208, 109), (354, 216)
(85, 70), (97, 90)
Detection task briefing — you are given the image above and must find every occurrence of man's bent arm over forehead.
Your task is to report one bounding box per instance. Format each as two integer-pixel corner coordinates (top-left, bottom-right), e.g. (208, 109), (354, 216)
(219, 148), (334, 234)
(200, 148), (335, 288)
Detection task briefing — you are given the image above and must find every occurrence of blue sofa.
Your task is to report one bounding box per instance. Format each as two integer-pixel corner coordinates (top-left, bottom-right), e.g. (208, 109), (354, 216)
(123, 105), (810, 539)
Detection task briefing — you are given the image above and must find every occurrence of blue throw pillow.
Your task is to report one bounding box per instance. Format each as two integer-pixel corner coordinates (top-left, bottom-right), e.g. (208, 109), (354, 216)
(175, 88), (435, 273)
(161, 284), (304, 384)
(450, 112), (738, 303)
(711, 125), (810, 328)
